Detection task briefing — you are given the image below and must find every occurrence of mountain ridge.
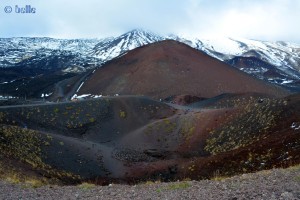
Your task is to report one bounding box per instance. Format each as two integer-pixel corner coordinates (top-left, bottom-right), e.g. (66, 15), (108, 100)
(0, 29), (300, 99)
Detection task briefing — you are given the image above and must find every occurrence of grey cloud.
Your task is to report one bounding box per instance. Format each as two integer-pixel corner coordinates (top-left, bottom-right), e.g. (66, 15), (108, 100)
(0, 0), (299, 42)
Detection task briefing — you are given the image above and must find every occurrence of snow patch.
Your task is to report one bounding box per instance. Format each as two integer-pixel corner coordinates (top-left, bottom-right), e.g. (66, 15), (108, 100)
(281, 80), (294, 84)
(71, 94), (93, 100)
(76, 94), (91, 99)
(91, 94), (102, 98)
(0, 95), (18, 99)
(41, 93), (53, 98)
(291, 122), (300, 130)
(76, 82), (85, 93)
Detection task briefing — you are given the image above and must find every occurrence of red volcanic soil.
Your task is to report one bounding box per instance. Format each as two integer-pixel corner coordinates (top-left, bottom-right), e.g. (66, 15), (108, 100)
(78, 40), (289, 99)
(123, 94), (300, 182)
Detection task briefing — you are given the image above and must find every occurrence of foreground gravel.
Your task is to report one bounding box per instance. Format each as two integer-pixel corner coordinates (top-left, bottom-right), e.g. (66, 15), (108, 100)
(0, 167), (299, 200)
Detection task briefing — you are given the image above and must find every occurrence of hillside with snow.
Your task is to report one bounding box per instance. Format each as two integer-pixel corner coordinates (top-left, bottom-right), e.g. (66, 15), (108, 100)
(171, 36), (300, 89)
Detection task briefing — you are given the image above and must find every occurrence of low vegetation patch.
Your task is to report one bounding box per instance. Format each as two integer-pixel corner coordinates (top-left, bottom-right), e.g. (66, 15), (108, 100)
(157, 181), (191, 193)
(119, 110), (126, 118)
(205, 98), (284, 155)
(78, 182), (96, 190)
(0, 161), (47, 188)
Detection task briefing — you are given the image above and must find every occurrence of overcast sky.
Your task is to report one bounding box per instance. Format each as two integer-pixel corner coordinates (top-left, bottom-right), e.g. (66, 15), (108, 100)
(1, 0), (300, 42)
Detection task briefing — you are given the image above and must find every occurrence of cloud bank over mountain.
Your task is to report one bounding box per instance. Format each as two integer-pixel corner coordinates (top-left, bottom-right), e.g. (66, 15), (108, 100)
(1, 0), (300, 42)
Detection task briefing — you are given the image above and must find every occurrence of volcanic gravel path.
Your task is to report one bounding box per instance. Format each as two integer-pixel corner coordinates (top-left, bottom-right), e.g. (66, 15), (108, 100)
(0, 166), (299, 200)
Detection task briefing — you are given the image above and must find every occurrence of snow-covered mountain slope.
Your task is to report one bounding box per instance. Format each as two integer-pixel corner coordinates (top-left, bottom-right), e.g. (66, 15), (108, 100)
(0, 37), (103, 72)
(91, 29), (163, 60)
(0, 30), (162, 72)
(171, 36), (300, 70)
(0, 37), (100, 55)
(1, 30), (300, 91)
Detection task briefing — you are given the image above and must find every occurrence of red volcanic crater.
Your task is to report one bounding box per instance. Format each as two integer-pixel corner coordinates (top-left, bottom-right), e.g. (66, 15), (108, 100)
(78, 40), (289, 99)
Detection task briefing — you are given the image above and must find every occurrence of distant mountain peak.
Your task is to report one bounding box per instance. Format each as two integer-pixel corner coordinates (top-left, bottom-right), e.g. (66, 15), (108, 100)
(125, 28), (156, 34)
(91, 29), (163, 61)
